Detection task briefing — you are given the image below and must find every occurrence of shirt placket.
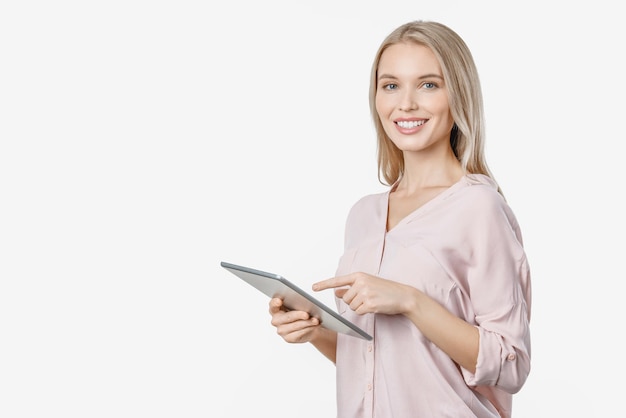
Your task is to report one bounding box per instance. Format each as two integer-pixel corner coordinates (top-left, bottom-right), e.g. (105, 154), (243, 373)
(363, 229), (386, 418)
(363, 326), (375, 417)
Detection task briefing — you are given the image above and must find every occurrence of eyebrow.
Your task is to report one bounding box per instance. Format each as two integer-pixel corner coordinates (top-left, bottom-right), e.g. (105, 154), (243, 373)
(377, 73), (444, 81)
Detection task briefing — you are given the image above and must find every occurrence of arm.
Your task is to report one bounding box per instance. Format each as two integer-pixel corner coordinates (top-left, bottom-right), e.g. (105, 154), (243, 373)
(313, 273), (478, 372)
(402, 286), (479, 373)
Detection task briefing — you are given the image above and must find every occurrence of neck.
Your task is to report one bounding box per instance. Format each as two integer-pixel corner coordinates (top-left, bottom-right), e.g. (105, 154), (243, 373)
(397, 150), (464, 193)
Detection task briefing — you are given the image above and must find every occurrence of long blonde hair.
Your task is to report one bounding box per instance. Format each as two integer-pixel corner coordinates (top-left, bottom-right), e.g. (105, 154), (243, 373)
(369, 21), (501, 195)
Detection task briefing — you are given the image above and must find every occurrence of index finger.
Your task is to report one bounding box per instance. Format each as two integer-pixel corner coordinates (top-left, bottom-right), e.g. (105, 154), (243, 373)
(312, 274), (354, 291)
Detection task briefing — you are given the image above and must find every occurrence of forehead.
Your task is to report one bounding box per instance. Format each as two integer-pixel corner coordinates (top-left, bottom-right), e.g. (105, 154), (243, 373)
(377, 42), (442, 76)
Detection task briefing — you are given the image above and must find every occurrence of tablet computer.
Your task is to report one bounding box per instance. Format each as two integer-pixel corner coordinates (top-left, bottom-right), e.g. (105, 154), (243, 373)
(220, 261), (372, 341)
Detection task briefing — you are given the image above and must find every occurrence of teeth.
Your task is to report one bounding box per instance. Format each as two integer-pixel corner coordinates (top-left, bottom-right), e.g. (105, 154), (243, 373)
(397, 120), (425, 128)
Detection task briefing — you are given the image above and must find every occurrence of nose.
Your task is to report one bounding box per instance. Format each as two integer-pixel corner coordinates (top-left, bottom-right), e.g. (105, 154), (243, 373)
(398, 89), (418, 111)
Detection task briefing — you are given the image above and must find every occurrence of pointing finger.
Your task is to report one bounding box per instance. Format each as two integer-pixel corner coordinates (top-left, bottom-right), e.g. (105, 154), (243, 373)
(312, 274), (355, 291)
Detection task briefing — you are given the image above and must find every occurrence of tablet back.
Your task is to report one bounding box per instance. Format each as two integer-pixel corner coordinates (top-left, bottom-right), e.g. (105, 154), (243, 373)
(220, 261), (372, 340)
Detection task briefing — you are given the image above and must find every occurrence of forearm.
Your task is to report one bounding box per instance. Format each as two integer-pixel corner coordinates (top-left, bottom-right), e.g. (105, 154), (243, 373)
(310, 327), (338, 364)
(403, 287), (479, 373)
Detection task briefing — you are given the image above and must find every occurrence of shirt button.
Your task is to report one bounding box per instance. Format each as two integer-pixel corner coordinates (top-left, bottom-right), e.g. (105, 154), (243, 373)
(507, 353), (516, 361)
(368, 344), (373, 352)
(367, 383), (372, 391)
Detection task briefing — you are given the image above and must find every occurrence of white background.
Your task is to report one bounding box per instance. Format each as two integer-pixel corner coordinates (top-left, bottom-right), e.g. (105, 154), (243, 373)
(1, 1), (624, 416)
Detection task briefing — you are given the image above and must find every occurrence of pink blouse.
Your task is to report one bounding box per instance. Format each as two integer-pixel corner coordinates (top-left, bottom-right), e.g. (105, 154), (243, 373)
(334, 174), (531, 418)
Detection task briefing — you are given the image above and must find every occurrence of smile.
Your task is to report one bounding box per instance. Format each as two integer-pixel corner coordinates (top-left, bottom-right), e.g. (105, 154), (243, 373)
(396, 120), (426, 128)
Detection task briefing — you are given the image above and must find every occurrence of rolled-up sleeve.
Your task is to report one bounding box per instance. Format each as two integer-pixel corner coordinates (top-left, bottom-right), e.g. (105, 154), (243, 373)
(459, 192), (532, 393)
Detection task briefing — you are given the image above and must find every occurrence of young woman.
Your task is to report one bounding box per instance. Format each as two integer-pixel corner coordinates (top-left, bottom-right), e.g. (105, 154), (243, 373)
(269, 20), (531, 418)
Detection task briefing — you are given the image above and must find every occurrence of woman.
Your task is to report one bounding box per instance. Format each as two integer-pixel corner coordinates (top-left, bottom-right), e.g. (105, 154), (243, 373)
(269, 20), (531, 418)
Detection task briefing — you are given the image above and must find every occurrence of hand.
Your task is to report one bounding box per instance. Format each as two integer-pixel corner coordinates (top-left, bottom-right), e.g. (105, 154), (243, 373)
(313, 272), (413, 316)
(268, 297), (321, 343)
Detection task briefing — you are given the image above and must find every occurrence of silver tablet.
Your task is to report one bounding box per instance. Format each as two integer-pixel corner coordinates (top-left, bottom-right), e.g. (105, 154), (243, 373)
(220, 261), (372, 341)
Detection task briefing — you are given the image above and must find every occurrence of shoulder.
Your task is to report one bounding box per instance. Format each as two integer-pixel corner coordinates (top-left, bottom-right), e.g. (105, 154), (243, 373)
(454, 174), (524, 241)
(345, 189), (388, 223)
(455, 174), (508, 212)
(350, 191), (387, 212)
(459, 173), (501, 199)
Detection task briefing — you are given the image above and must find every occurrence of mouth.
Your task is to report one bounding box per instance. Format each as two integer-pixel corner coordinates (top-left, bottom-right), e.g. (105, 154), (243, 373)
(395, 119), (427, 128)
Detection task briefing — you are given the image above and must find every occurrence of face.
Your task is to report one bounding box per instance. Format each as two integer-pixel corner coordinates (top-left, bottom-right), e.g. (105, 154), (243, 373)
(375, 42), (455, 155)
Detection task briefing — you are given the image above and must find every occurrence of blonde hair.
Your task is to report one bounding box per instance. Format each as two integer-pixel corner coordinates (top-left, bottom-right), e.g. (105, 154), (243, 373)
(369, 20), (501, 194)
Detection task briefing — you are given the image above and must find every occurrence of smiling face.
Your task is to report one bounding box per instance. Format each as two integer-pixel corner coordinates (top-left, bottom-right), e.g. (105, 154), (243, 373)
(375, 42), (455, 156)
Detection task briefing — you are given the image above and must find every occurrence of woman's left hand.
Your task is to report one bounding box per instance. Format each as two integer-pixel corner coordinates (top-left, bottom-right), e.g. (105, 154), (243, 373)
(313, 272), (414, 316)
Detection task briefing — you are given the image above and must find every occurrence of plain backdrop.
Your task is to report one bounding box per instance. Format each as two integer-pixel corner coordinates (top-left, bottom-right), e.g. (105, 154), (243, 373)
(1, 1), (624, 416)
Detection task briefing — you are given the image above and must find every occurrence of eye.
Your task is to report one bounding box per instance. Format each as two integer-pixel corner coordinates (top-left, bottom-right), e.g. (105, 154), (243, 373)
(422, 82), (438, 90)
(382, 83), (398, 91)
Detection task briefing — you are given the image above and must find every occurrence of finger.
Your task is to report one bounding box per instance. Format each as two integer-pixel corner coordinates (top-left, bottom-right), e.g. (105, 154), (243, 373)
(339, 285), (358, 304)
(349, 294), (365, 312)
(271, 309), (311, 327)
(279, 320), (320, 343)
(269, 297), (283, 314)
(353, 302), (367, 315)
(313, 274), (355, 291)
(276, 316), (320, 338)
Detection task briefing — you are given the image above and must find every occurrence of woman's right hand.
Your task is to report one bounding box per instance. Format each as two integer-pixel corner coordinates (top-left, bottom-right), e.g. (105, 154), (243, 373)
(268, 297), (321, 344)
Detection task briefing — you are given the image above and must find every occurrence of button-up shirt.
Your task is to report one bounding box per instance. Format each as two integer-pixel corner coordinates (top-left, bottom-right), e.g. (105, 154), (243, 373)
(334, 174), (531, 418)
